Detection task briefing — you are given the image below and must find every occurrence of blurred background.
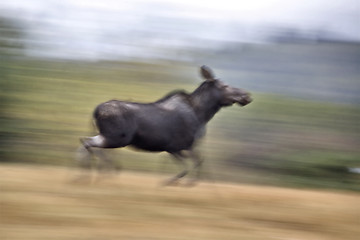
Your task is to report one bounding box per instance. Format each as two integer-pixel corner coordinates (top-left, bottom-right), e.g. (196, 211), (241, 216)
(1, 0), (359, 191)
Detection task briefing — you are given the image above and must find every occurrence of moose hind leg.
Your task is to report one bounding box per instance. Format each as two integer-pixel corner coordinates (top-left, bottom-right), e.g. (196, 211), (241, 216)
(81, 135), (122, 176)
(77, 135), (106, 168)
(76, 145), (92, 169)
(95, 149), (121, 174)
(81, 135), (106, 149)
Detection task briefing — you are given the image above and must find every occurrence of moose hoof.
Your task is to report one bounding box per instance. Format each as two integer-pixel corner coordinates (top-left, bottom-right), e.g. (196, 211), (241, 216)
(162, 178), (181, 187)
(184, 179), (198, 187)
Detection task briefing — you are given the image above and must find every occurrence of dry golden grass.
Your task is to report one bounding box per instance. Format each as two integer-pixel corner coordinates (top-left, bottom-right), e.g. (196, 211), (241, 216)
(1, 164), (359, 240)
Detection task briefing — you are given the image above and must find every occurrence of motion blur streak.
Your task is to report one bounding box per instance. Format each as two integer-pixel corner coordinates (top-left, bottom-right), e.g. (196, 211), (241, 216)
(0, 1), (359, 240)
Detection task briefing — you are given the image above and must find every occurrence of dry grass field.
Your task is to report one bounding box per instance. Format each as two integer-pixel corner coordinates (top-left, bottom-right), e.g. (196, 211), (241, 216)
(1, 164), (359, 240)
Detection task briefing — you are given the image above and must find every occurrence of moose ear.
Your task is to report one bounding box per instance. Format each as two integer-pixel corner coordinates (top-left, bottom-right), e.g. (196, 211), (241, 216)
(200, 65), (215, 81)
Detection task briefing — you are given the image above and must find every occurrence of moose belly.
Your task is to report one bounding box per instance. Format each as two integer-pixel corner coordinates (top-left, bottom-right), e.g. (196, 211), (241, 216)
(131, 130), (195, 152)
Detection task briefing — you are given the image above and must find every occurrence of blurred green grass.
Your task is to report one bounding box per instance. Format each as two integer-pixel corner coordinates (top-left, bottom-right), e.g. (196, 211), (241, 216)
(1, 56), (359, 191)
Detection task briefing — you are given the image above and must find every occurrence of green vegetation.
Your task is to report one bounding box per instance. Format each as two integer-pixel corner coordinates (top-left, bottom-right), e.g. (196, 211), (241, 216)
(1, 57), (359, 191)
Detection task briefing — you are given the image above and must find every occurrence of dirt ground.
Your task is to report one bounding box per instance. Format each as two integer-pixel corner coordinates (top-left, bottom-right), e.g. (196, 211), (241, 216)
(0, 164), (359, 240)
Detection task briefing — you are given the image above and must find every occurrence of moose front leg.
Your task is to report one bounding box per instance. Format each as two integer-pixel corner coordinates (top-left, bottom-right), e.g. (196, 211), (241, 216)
(186, 150), (204, 186)
(163, 150), (204, 187)
(163, 152), (189, 186)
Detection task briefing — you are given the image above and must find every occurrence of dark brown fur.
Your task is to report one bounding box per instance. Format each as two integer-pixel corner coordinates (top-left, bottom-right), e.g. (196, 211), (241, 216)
(78, 66), (252, 184)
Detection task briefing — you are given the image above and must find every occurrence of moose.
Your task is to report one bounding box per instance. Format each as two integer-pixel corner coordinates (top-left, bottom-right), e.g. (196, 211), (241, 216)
(78, 66), (252, 185)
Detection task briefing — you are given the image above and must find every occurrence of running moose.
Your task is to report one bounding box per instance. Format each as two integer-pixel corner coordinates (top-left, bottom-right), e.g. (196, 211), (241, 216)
(78, 66), (252, 185)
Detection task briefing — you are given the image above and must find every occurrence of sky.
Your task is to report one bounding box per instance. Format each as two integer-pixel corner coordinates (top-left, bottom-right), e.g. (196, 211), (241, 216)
(0, 0), (359, 60)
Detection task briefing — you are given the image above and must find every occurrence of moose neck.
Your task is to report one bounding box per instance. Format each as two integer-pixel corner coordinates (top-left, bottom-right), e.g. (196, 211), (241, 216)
(190, 83), (222, 124)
